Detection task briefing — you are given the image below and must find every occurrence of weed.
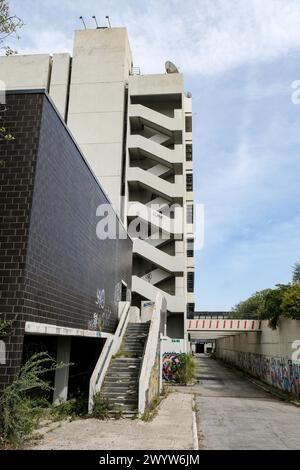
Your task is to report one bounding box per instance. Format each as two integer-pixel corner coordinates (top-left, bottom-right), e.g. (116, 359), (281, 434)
(174, 354), (196, 385)
(0, 352), (65, 447)
(92, 393), (111, 419)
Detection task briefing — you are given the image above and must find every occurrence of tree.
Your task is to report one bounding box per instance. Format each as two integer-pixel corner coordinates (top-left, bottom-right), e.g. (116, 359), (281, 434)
(292, 261), (300, 285)
(0, 0), (23, 56)
(257, 284), (290, 329)
(230, 289), (272, 319)
(0, 1), (23, 142)
(281, 284), (300, 320)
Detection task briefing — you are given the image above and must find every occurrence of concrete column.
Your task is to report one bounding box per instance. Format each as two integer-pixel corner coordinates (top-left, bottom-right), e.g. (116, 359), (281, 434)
(53, 336), (71, 405)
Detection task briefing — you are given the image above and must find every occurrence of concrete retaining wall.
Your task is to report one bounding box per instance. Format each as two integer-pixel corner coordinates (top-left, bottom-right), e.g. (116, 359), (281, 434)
(215, 319), (300, 397)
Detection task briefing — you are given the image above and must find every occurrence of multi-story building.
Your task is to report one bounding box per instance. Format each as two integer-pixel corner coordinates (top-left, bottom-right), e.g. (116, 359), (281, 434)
(0, 26), (195, 340)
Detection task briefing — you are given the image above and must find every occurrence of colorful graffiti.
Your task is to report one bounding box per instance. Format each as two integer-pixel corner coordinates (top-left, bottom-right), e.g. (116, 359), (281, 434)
(162, 352), (181, 381)
(219, 350), (300, 398)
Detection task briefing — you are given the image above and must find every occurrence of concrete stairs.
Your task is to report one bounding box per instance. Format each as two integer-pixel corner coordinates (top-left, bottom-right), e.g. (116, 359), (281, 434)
(101, 322), (150, 417)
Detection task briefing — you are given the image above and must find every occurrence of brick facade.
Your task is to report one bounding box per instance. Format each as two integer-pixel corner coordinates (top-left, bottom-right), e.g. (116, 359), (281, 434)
(0, 91), (132, 389)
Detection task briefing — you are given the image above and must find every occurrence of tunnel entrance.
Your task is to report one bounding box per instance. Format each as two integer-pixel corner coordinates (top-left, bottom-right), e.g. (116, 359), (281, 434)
(195, 343), (205, 354)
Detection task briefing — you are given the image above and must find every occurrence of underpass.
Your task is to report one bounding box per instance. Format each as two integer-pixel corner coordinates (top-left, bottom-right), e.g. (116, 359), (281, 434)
(193, 354), (300, 450)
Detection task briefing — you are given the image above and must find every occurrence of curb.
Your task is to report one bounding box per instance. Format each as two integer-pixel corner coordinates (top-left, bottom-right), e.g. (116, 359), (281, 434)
(192, 397), (199, 451)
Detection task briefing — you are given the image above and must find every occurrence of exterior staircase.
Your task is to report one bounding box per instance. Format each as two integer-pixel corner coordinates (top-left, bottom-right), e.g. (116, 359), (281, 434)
(101, 322), (150, 417)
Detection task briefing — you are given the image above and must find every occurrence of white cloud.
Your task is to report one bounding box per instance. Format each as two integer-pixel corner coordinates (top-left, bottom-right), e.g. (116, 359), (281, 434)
(9, 0), (300, 75)
(125, 0), (300, 75)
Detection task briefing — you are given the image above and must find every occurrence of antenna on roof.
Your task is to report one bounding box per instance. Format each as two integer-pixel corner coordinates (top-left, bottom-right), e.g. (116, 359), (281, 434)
(106, 15), (111, 28)
(79, 16), (87, 29)
(92, 16), (99, 28)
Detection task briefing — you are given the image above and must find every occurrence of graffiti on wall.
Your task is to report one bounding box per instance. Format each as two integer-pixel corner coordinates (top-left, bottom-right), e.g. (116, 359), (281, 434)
(220, 350), (300, 397)
(162, 352), (181, 381)
(88, 288), (112, 331)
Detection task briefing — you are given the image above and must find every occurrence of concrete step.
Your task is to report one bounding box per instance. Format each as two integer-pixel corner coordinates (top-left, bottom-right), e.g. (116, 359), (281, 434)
(102, 390), (137, 397)
(107, 365), (140, 372)
(102, 386), (138, 392)
(103, 379), (138, 386)
(107, 399), (138, 407)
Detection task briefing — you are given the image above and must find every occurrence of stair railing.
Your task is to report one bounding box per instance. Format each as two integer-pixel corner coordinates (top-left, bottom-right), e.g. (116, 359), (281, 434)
(138, 293), (167, 415)
(88, 301), (131, 412)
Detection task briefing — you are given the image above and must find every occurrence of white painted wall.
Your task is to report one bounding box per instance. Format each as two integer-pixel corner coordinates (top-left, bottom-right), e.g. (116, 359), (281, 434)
(0, 54), (51, 89)
(67, 28), (132, 214)
(216, 319), (300, 359)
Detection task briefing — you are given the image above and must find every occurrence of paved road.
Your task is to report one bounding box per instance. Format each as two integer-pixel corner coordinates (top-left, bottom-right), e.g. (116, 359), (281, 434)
(194, 355), (300, 450)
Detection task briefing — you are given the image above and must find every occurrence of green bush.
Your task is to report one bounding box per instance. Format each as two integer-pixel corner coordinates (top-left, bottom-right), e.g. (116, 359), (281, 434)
(230, 289), (272, 319)
(92, 393), (111, 419)
(0, 352), (61, 446)
(174, 353), (196, 385)
(51, 392), (87, 421)
(257, 284), (290, 329)
(281, 284), (300, 319)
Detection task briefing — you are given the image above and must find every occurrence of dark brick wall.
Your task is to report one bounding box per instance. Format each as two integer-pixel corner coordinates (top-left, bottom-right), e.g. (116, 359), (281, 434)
(0, 93), (43, 387)
(0, 92), (132, 389)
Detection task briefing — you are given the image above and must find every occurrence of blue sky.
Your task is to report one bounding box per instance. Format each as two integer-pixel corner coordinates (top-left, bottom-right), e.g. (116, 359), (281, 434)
(7, 0), (300, 311)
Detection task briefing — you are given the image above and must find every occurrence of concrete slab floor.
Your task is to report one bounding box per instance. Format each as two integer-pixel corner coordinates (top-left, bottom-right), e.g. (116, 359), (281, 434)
(28, 393), (195, 450)
(193, 354), (300, 450)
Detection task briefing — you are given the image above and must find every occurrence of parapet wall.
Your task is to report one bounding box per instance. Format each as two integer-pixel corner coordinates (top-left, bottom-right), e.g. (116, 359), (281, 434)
(215, 319), (300, 397)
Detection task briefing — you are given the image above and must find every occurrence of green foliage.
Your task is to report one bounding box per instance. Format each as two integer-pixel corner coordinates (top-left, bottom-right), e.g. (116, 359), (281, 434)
(0, 1), (23, 143)
(0, 125), (15, 141)
(0, 318), (12, 336)
(292, 261), (300, 285)
(92, 393), (111, 420)
(230, 289), (272, 319)
(51, 392), (87, 421)
(141, 387), (169, 422)
(0, 352), (64, 446)
(92, 393), (125, 420)
(257, 284), (290, 330)
(281, 284), (300, 320)
(0, 0), (23, 55)
(174, 353), (196, 385)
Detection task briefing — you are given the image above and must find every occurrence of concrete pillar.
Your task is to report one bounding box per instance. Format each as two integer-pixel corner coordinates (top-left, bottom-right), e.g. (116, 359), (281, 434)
(53, 336), (71, 405)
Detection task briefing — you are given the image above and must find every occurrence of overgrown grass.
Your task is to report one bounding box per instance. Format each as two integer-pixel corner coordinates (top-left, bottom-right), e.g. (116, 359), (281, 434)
(0, 352), (66, 447)
(92, 393), (111, 419)
(112, 350), (138, 359)
(92, 393), (125, 420)
(141, 387), (170, 422)
(51, 392), (87, 421)
(174, 353), (196, 385)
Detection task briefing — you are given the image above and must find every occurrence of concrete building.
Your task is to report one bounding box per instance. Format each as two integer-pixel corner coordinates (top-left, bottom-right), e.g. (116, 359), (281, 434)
(0, 27), (194, 340)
